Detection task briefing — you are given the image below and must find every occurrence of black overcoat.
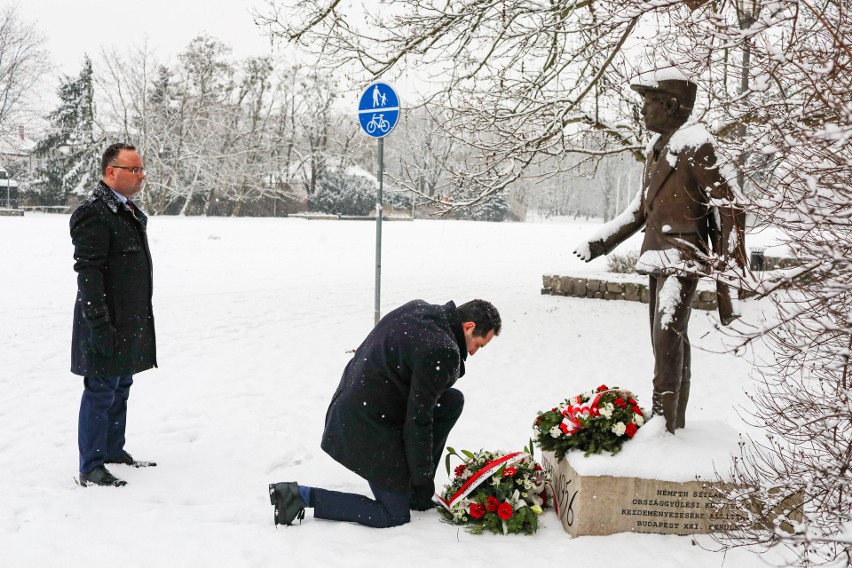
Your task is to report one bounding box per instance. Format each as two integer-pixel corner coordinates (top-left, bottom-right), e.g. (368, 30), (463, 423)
(70, 181), (157, 377)
(321, 300), (467, 490)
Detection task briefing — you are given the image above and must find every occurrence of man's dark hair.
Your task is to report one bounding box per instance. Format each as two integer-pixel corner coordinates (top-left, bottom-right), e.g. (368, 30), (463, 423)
(457, 299), (501, 337)
(101, 142), (137, 176)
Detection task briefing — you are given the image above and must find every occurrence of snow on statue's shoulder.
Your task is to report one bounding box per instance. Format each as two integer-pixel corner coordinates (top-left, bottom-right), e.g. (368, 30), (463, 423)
(668, 122), (714, 155)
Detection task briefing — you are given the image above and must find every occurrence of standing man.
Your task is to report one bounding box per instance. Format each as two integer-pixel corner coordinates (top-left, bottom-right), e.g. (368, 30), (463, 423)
(71, 142), (157, 487)
(574, 68), (746, 434)
(269, 299), (501, 528)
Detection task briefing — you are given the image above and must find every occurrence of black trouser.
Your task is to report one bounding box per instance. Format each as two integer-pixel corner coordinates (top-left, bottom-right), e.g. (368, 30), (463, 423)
(313, 388), (464, 528)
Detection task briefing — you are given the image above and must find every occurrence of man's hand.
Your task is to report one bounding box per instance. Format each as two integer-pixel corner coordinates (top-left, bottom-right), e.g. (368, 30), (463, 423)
(409, 480), (436, 511)
(89, 324), (115, 357)
(573, 240), (607, 263)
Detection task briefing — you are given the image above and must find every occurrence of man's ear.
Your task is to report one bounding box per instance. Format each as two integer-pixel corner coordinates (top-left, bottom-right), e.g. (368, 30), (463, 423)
(462, 321), (476, 333)
(665, 97), (680, 115)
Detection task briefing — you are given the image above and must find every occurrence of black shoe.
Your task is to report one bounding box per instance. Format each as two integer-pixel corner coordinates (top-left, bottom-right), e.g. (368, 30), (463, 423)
(268, 482), (306, 526)
(79, 465), (127, 487)
(105, 452), (157, 468)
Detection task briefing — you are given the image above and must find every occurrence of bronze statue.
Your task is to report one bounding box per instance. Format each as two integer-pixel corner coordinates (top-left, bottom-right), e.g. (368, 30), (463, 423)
(574, 68), (747, 434)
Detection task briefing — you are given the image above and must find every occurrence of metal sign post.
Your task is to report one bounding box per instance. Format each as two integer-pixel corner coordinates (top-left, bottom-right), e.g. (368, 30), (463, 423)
(358, 83), (400, 326)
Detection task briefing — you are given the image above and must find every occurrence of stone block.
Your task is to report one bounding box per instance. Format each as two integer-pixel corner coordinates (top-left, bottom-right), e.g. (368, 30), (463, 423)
(542, 275), (553, 289)
(552, 277), (562, 294)
(561, 276), (574, 296)
(542, 451), (745, 537)
(573, 278), (587, 297)
(606, 282), (624, 294)
(624, 283), (640, 302)
(640, 287), (650, 303)
(604, 291), (624, 301)
(594, 292), (603, 299)
(587, 279), (601, 294)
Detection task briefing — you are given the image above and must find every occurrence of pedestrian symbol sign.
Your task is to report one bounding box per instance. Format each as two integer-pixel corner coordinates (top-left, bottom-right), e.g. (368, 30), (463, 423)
(358, 83), (400, 139)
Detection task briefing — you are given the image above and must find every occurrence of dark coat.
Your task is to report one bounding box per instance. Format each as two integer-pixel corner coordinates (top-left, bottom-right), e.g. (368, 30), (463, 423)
(321, 300), (467, 490)
(70, 181), (157, 377)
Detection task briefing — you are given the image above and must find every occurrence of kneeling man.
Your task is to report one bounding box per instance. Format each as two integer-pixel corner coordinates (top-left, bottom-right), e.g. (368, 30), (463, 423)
(269, 298), (501, 528)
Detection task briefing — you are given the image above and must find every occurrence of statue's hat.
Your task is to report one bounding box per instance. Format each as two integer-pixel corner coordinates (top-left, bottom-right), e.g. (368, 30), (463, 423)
(630, 67), (698, 110)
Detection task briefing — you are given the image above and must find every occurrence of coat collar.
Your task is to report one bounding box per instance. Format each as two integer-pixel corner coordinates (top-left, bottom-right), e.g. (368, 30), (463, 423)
(644, 138), (677, 208)
(443, 301), (468, 377)
(93, 181), (123, 213)
(92, 181), (147, 229)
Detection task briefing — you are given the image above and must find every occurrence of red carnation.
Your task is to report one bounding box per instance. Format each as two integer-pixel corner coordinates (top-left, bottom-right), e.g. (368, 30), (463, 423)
(632, 406), (643, 415)
(614, 397), (627, 408)
(497, 502), (514, 520)
(597, 384), (608, 392)
(454, 464), (467, 477)
(486, 496), (499, 512)
(502, 467), (517, 477)
(628, 398), (637, 405)
(626, 422), (638, 438)
(533, 464), (543, 472)
(469, 502), (486, 519)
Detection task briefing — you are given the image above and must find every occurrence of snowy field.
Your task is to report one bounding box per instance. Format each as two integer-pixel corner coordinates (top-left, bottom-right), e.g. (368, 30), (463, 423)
(0, 213), (791, 567)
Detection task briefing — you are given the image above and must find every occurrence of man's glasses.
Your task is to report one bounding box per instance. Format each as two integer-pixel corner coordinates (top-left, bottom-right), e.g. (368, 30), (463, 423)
(110, 165), (146, 175)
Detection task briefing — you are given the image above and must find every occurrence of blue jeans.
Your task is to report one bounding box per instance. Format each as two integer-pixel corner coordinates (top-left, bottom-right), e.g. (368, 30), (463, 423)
(313, 482), (411, 528)
(78, 375), (133, 474)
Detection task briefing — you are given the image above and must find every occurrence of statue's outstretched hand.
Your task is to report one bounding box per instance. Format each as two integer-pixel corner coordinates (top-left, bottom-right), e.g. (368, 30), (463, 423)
(573, 240), (606, 263)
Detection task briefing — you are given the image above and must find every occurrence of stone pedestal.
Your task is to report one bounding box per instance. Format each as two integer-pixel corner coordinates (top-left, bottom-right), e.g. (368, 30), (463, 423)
(542, 450), (744, 536)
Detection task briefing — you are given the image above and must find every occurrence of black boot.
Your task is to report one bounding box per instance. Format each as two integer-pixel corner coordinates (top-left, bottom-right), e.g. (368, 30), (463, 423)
(652, 391), (678, 434)
(268, 482), (306, 526)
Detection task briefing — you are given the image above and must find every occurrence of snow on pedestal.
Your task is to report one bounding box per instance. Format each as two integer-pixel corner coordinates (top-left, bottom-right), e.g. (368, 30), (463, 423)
(542, 418), (746, 537)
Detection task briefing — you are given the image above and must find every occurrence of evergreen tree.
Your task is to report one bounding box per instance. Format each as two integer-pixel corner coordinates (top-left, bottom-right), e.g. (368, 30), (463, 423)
(35, 56), (103, 205)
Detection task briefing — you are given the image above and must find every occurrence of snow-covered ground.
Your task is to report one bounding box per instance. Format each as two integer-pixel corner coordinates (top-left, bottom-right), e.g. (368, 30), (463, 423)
(0, 213), (790, 567)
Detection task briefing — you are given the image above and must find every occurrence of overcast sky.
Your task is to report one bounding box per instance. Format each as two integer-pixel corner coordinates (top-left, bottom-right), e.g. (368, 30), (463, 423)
(18, 0), (277, 76)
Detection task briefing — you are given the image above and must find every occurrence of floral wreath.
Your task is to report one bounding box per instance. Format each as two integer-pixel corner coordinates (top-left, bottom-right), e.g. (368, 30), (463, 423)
(533, 384), (647, 458)
(436, 446), (551, 535)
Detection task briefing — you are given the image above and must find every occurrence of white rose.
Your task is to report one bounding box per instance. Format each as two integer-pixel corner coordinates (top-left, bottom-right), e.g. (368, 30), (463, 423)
(611, 422), (627, 436)
(549, 426), (562, 438)
(634, 413), (645, 426)
(599, 403), (614, 419)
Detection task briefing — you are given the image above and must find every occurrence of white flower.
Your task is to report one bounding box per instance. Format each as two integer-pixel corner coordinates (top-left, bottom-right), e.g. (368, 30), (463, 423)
(611, 422), (627, 436)
(549, 426), (561, 438)
(451, 505), (468, 522)
(599, 403), (614, 419)
(634, 413), (645, 426)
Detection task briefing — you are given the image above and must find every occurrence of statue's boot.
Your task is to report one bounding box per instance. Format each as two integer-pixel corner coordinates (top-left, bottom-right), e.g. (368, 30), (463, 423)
(676, 382), (690, 430)
(652, 391), (678, 434)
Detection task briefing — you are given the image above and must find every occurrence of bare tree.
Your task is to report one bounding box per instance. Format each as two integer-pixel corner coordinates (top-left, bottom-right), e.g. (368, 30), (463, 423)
(255, 0), (652, 210)
(257, 1), (851, 565)
(0, 4), (50, 139)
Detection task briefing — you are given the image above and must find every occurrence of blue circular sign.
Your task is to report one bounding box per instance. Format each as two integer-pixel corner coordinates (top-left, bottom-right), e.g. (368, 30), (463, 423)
(358, 83), (400, 139)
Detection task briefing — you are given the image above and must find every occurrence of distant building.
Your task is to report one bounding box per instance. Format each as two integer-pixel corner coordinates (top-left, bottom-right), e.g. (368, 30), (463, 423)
(0, 125), (40, 176)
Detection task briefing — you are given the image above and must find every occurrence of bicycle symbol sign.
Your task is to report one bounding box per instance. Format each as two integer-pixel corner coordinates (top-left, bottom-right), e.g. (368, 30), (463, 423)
(358, 83), (400, 139)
